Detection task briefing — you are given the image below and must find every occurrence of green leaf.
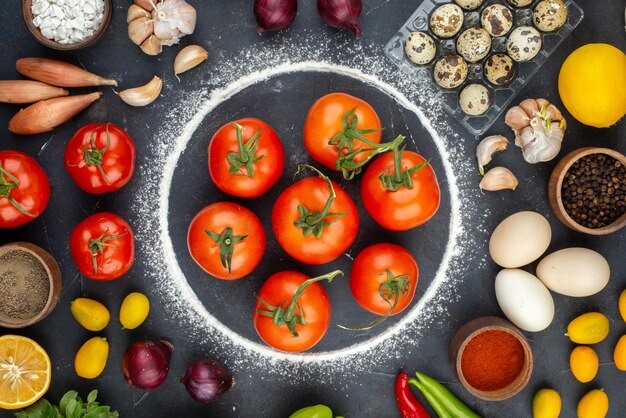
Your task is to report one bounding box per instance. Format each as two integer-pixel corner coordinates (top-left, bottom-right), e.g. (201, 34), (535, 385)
(59, 392), (77, 413)
(86, 390), (97, 405)
(14, 398), (57, 418)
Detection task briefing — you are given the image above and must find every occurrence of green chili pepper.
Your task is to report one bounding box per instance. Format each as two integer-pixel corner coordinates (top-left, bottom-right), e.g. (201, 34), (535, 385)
(414, 372), (481, 418)
(288, 404), (343, 418)
(409, 379), (454, 418)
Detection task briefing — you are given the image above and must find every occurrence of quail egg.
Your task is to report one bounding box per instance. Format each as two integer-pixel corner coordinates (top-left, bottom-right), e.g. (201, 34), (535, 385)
(507, 26), (542, 62)
(506, 0), (533, 7)
(454, 0), (484, 10)
(533, 0), (568, 32)
(434, 54), (468, 89)
(484, 54), (516, 85)
(481, 4), (514, 37)
(430, 4), (464, 38)
(404, 31), (437, 65)
(459, 84), (491, 116)
(456, 28), (492, 63)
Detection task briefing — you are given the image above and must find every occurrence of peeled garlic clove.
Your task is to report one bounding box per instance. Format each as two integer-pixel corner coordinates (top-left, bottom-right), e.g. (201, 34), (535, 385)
(479, 167), (518, 192)
(116, 76), (162, 107)
(476, 135), (509, 175)
(127, 4), (150, 22)
(128, 17), (154, 45)
(141, 35), (162, 56)
(174, 45), (208, 77)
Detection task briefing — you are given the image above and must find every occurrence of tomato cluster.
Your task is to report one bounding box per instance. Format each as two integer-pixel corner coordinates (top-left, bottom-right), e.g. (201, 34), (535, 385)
(187, 93), (441, 352)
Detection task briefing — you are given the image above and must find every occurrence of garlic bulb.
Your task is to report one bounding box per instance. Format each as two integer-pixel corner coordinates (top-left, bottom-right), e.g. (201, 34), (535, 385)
(504, 98), (567, 164)
(127, 0), (197, 55)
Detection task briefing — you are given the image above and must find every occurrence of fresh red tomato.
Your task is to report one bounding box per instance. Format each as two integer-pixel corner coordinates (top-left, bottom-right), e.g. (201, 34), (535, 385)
(208, 118), (285, 198)
(272, 168), (359, 264)
(253, 270), (342, 352)
(350, 243), (419, 316)
(188, 202), (266, 280)
(70, 212), (135, 280)
(303, 93), (382, 178)
(64, 123), (136, 194)
(0, 150), (50, 228)
(361, 149), (440, 231)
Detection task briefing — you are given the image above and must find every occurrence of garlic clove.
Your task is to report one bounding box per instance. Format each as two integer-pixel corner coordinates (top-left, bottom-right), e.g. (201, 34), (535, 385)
(128, 17), (154, 46)
(536, 98), (550, 110)
(504, 106), (530, 130)
(154, 18), (175, 41)
(140, 35), (162, 56)
(545, 104), (564, 123)
(134, 0), (155, 12)
(174, 45), (208, 77)
(127, 4), (150, 23)
(479, 167), (519, 192)
(476, 135), (509, 175)
(116, 76), (163, 107)
(519, 98), (540, 117)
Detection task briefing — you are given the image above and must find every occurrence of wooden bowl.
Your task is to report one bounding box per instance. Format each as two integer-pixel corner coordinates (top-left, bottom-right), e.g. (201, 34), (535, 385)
(548, 147), (626, 235)
(0, 242), (62, 328)
(22, 0), (112, 50)
(450, 316), (533, 401)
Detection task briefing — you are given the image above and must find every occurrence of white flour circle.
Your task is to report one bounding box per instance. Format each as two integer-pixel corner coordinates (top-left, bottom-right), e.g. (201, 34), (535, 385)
(158, 62), (461, 363)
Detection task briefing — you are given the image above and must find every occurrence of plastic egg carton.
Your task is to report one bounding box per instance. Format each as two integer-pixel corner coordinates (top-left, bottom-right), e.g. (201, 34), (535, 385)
(384, 0), (583, 136)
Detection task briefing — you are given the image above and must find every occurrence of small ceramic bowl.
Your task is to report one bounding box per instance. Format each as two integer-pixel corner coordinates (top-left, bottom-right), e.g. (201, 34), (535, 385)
(0, 242), (62, 328)
(548, 147), (626, 235)
(450, 316), (533, 401)
(22, 0), (112, 50)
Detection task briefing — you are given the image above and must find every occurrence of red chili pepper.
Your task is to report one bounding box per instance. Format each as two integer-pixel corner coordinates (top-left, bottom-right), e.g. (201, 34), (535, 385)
(396, 371), (431, 418)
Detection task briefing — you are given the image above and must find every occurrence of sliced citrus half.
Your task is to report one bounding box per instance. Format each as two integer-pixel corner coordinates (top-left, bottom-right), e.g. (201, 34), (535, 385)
(0, 335), (51, 410)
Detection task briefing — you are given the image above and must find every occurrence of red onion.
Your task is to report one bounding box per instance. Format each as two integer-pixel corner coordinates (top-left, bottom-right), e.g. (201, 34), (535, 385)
(181, 359), (234, 403)
(317, 0), (362, 37)
(122, 340), (173, 390)
(254, 0), (297, 33)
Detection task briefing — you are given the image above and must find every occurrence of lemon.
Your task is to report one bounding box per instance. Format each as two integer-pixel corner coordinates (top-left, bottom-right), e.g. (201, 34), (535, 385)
(74, 337), (109, 379)
(119, 292), (150, 330)
(533, 388), (561, 418)
(577, 389), (608, 418)
(0, 335), (51, 410)
(558, 43), (626, 128)
(570, 346), (599, 383)
(614, 335), (626, 371)
(567, 312), (610, 344)
(71, 297), (110, 331)
(619, 290), (626, 323)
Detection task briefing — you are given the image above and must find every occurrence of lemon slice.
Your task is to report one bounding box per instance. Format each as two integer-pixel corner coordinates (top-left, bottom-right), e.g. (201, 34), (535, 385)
(0, 335), (51, 410)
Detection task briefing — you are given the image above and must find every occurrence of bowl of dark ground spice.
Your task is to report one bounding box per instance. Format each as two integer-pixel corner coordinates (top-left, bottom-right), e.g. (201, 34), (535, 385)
(450, 316), (533, 401)
(549, 147), (626, 235)
(0, 242), (62, 328)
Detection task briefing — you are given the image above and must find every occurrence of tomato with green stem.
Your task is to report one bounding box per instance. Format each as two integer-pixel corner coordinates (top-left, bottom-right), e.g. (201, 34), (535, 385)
(188, 202), (266, 280)
(70, 212), (135, 280)
(342, 243), (418, 330)
(272, 165), (359, 264)
(304, 92), (405, 180)
(254, 270), (343, 352)
(0, 150), (50, 229)
(209, 118), (285, 198)
(361, 135), (440, 231)
(64, 123), (136, 194)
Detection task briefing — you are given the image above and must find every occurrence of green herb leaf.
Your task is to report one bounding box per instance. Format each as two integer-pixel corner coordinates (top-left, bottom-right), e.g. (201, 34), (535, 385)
(86, 391), (97, 405)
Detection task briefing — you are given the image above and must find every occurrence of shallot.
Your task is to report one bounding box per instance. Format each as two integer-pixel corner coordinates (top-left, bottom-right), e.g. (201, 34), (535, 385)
(181, 359), (234, 403)
(254, 0), (297, 33)
(16, 57), (117, 88)
(317, 0), (363, 37)
(122, 340), (173, 390)
(0, 80), (68, 104)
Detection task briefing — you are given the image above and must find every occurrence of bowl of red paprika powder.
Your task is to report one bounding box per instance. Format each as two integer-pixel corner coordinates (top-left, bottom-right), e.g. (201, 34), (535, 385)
(450, 316), (533, 401)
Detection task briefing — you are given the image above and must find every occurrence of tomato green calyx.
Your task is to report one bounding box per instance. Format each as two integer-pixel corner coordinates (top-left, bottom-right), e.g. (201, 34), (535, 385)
(334, 131), (405, 180)
(82, 124), (111, 185)
(338, 270), (411, 331)
(205, 226), (248, 275)
(293, 165), (346, 238)
(0, 161), (36, 218)
(88, 228), (129, 274)
(227, 122), (264, 177)
(379, 140), (430, 192)
(256, 270), (343, 337)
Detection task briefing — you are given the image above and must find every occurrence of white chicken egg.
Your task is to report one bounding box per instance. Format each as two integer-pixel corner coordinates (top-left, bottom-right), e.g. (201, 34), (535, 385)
(507, 26), (542, 62)
(495, 269), (555, 332)
(454, 0), (484, 11)
(430, 4), (464, 38)
(489, 211), (552, 268)
(405, 31), (437, 65)
(537, 248), (610, 297)
(459, 83), (491, 116)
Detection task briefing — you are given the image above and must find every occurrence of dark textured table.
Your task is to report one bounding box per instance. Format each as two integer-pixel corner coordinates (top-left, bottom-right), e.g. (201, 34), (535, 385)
(1, 1), (625, 417)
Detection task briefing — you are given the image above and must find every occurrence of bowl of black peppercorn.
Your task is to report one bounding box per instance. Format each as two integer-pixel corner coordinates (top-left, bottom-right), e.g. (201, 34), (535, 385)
(549, 147), (626, 235)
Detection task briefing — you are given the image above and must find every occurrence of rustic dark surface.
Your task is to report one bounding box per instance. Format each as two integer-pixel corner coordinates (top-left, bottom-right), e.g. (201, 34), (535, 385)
(1, 1), (625, 417)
